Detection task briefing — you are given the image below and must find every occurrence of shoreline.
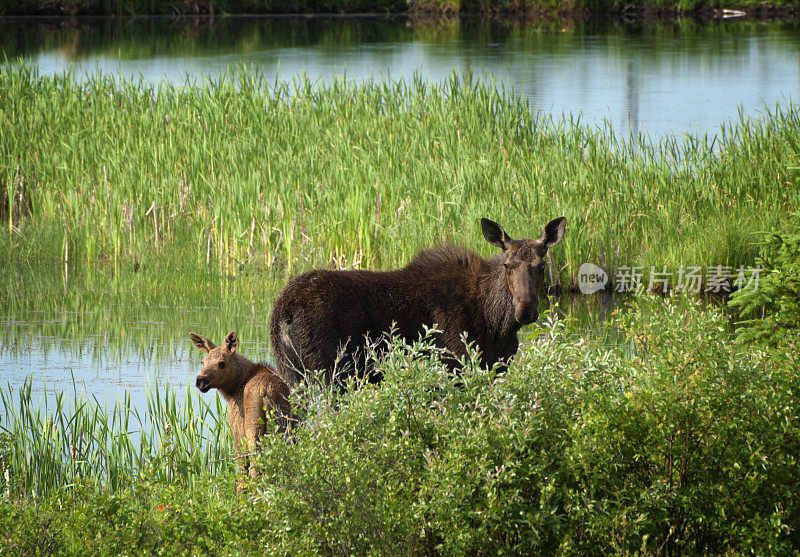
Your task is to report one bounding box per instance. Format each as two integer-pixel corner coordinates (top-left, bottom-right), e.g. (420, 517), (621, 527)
(1, 3), (799, 19)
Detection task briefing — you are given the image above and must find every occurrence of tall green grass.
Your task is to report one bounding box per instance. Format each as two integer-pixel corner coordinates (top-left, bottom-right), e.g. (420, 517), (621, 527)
(2, 64), (798, 291)
(0, 377), (232, 498)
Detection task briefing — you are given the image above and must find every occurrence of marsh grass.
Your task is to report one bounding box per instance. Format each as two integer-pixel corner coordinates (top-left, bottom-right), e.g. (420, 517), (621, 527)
(0, 376), (233, 498)
(2, 64), (798, 292)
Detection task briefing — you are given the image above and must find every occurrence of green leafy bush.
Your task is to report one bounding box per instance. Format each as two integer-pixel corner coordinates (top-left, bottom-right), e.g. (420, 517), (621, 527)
(252, 296), (800, 554)
(2, 297), (798, 553)
(730, 225), (800, 349)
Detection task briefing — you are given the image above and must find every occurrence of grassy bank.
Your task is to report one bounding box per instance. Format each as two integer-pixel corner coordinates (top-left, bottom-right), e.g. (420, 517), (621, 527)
(2, 297), (798, 553)
(1, 0), (799, 15)
(2, 65), (800, 293)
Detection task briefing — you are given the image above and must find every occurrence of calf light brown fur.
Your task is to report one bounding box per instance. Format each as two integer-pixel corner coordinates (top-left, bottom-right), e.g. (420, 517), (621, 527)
(190, 331), (291, 489)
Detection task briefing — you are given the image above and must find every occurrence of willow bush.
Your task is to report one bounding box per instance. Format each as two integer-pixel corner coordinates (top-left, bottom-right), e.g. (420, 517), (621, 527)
(253, 296), (800, 553)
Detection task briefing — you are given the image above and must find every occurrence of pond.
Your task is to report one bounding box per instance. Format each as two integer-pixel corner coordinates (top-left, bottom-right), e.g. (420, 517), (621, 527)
(1, 14), (797, 416)
(0, 261), (618, 418)
(2, 15), (799, 138)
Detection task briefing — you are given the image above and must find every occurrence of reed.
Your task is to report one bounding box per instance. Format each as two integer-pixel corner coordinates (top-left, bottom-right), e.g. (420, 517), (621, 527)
(2, 64), (799, 291)
(0, 376), (233, 498)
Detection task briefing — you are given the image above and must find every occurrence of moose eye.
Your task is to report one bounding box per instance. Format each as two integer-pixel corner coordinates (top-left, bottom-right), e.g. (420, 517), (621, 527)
(502, 263), (509, 270)
(218, 361), (225, 369)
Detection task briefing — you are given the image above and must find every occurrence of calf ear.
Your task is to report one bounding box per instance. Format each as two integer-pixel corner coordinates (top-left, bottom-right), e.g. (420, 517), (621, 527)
(189, 333), (215, 353)
(481, 218), (512, 250)
(538, 217), (566, 248)
(224, 331), (239, 353)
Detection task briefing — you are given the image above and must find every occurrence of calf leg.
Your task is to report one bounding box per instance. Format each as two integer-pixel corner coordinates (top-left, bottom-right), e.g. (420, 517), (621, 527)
(244, 394), (269, 479)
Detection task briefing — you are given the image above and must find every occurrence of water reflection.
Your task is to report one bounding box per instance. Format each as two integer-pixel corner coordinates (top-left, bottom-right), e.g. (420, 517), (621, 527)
(0, 260), (617, 413)
(1, 16), (799, 137)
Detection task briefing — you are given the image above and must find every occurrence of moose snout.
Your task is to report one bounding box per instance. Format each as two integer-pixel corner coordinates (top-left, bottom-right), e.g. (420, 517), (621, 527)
(195, 375), (212, 393)
(514, 302), (539, 325)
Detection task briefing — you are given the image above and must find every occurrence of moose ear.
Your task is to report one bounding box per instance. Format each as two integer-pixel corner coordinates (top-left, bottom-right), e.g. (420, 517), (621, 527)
(481, 218), (512, 250)
(538, 217), (566, 248)
(189, 333), (215, 353)
(224, 331), (239, 353)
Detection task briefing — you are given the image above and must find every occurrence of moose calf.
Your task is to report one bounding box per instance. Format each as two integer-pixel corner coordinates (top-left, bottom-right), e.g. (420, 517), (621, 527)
(270, 216), (566, 388)
(190, 331), (291, 489)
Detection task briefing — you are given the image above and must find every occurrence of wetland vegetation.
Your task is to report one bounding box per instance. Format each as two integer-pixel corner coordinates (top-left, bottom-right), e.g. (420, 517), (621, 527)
(2, 296), (798, 553)
(1, 60), (799, 553)
(3, 66), (799, 292)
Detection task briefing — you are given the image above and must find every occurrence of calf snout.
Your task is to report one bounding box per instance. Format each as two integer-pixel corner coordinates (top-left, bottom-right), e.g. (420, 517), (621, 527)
(196, 375), (212, 393)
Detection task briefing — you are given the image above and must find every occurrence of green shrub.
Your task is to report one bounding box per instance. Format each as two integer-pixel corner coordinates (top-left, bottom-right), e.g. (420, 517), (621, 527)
(0, 478), (276, 555)
(251, 296), (800, 553)
(2, 297), (798, 553)
(730, 223), (800, 349)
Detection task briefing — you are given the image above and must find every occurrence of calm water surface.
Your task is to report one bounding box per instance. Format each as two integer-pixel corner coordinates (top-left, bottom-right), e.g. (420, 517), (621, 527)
(1, 15), (797, 412)
(0, 264), (616, 415)
(0, 302), (273, 415)
(2, 16), (800, 137)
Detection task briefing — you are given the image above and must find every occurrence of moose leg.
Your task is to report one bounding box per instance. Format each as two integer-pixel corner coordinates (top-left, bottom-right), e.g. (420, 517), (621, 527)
(229, 417), (249, 494)
(244, 393), (269, 479)
(234, 439), (249, 494)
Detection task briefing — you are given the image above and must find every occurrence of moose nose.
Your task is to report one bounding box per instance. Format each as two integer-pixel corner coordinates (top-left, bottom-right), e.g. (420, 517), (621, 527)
(515, 305), (539, 325)
(195, 375), (211, 393)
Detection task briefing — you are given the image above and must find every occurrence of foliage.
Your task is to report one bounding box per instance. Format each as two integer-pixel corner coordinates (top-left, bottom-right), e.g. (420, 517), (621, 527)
(2, 66), (799, 292)
(2, 297), (798, 553)
(1, 0), (799, 14)
(0, 478), (275, 555)
(0, 381), (233, 498)
(253, 297), (799, 553)
(729, 224), (800, 349)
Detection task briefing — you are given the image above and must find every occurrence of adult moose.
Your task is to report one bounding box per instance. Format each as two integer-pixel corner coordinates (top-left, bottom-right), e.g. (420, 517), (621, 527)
(270, 217), (566, 388)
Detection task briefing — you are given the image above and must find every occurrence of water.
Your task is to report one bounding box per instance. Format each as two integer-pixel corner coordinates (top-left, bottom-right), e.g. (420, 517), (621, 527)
(0, 306), (271, 418)
(1, 14), (796, 415)
(0, 261), (618, 416)
(2, 16), (799, 138)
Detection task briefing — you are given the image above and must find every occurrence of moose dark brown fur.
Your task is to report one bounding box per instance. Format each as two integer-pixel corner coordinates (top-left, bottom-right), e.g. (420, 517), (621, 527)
(269, 217), (566, 388)
(190, 331), (291, 490)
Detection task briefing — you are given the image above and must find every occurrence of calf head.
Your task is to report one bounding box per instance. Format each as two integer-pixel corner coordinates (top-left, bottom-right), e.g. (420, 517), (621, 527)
(189, 331), (241, 393)
(481, 216), (567, 325)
